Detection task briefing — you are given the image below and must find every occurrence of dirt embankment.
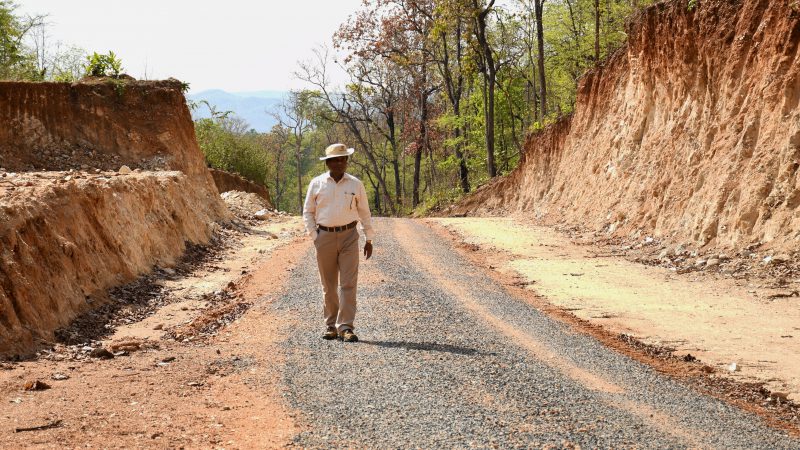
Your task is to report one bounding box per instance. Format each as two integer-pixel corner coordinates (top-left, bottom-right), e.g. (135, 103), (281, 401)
(0, 80), (228, 357)
(451, 0), (800, 254)
(210, 168), (272, 207)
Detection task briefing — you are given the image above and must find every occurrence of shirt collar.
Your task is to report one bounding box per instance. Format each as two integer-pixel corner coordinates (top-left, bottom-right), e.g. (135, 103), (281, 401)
(325, 171), (351, 182)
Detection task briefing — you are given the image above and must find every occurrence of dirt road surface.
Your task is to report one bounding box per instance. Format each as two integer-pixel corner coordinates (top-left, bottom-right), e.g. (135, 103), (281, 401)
(1, 218), (798, 448)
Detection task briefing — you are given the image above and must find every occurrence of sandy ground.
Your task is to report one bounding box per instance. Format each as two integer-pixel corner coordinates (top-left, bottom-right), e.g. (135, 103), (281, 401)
(0, 218), (306, 448)
(428, 217), (800, 402)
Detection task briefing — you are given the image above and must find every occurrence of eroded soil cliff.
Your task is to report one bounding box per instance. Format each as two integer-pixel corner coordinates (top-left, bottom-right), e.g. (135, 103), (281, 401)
(452, 0), (800, 254)
(0, 80), (228, 357)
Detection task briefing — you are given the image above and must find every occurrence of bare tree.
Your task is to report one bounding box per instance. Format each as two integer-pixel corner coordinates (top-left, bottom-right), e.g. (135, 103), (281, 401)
(295, 47), (398, 215)
(273, 90), (314, 212)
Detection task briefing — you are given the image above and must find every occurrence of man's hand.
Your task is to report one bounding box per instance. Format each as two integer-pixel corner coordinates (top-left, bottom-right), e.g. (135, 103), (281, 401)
(363, 241), (373, 260)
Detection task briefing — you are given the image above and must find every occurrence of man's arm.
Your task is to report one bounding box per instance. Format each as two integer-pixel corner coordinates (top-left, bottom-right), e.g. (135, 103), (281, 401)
(356, 181), (374, 259)
(356, 181), (374, 242)
(302, 179), (318, 241)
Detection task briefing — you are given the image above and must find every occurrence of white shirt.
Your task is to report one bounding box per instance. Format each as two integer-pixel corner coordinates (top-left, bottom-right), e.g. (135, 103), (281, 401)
(303, 172), (375, 242)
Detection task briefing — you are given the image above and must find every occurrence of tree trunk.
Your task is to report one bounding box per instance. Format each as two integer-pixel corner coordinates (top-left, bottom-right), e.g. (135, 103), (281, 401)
(413, 146), (422, 208)
(594, 0), (601, 62)
(474, 0), (498, 178)
(296, 142), (303, 214)
(535, 0), (548, 117)
(486, 74), (497, 177)
(438, 18), (470, 193)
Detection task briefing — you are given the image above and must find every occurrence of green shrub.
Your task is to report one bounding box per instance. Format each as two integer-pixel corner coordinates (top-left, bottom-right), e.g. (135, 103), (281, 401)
(84, 51), (123, 77)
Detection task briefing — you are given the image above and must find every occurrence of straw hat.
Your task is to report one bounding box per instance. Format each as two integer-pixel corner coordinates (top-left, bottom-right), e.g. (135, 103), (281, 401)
(320, 143), (355, 161)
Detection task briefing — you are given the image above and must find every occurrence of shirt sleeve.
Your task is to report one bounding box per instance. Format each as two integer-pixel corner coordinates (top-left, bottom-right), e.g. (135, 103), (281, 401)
(302, 179), (318, 240)
(356, 180), (374, 242)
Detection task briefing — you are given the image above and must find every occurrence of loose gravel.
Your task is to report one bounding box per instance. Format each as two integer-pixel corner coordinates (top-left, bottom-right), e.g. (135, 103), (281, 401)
(271, 218), (800, 448)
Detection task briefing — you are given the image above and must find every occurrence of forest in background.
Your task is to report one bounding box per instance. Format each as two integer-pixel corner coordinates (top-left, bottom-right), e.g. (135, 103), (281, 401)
(1, 0), (660, 215)
(194, 0), (659, 215)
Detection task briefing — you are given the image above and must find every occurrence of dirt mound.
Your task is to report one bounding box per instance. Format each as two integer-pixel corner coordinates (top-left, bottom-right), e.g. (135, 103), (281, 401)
(221, 190), (275, 222)
(450, 0), (800, 254)
(210, 168), (272, 207)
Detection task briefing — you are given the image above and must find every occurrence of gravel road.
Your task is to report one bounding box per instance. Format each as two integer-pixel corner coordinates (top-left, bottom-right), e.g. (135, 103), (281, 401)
(272, 218), (799, 448)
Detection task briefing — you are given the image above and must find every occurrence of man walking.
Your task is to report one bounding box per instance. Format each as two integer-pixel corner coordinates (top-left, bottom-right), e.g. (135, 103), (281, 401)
(303, 143), (374, 343)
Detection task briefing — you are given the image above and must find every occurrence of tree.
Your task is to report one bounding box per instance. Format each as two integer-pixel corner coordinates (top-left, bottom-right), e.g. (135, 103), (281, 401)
(534, 0), (547, 116)
(0, 0), (44, 80)
(298, 47), (400, 215)
(433, 0), (471, 193)
(274, 90), (316, 213)
(471, 0), (500, 177)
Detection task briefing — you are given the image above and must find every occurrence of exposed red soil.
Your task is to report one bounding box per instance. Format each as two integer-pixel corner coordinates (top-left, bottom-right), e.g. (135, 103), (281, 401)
(0, 229), (307, 448)
(449, 0), (800, 255)
(0, 79), (228, 357)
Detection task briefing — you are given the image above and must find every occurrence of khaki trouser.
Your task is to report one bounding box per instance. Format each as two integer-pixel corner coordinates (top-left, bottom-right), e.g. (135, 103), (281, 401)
(314, 227), (359, 331)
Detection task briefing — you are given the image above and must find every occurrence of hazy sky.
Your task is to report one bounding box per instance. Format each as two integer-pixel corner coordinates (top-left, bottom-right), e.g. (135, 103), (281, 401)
(17, 0), (363, 94)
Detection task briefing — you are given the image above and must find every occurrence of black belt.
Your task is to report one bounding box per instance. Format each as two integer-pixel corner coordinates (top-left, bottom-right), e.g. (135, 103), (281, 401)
(317, 221), (357, 232)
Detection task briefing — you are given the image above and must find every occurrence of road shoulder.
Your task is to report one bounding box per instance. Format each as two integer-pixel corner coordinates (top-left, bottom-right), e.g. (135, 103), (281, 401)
(426, 217), (800, 434)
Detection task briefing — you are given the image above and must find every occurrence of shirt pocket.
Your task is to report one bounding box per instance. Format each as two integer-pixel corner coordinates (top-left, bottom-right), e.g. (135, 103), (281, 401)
(345, 191), (357, 210)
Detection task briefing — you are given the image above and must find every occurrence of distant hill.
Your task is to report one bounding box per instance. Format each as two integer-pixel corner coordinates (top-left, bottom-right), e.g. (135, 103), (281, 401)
(187, 89), (287, 132)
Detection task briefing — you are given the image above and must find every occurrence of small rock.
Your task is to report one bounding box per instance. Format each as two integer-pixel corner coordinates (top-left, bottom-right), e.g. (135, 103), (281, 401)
(658, 249), (669, 259)
(763, 255), (774, 265)
(773, 254), (790, 263)
(227, 281), (235, 289)
(23, 380), (51, 391)
(253, 209), (270, 220)
(89, 348), (114, 359)
(705, 258), (720, 268)
(110, 341), (141, 352)
(51, 373), (70, 381)
(694, 259), (706, 268)
(727, 362), (739, 372)
(63, 176), (72, 182)
(163, 268), (176, 275)
(644, 236), (654, 245)
(770, 391), (790, 402)
(153, 324), (164, 331)
(118, 165), (132, 175)
(161, 356), (176, 363)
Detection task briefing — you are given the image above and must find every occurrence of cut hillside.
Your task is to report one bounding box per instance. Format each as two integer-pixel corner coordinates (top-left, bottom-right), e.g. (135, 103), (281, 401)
(0, 79), (229, 357)
(450, 0), (800, 254)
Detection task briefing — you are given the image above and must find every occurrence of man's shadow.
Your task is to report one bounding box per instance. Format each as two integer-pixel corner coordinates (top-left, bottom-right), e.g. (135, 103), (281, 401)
(359, 340), (480, 356)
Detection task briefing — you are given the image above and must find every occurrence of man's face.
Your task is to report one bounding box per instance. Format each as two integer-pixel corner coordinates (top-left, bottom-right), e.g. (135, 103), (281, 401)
(325, 156), (348, 176)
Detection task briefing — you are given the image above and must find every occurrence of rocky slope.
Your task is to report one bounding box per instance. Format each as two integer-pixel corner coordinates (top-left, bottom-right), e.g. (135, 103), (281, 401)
(451, 0), (800, 253)
(0, 79), (228, 357)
